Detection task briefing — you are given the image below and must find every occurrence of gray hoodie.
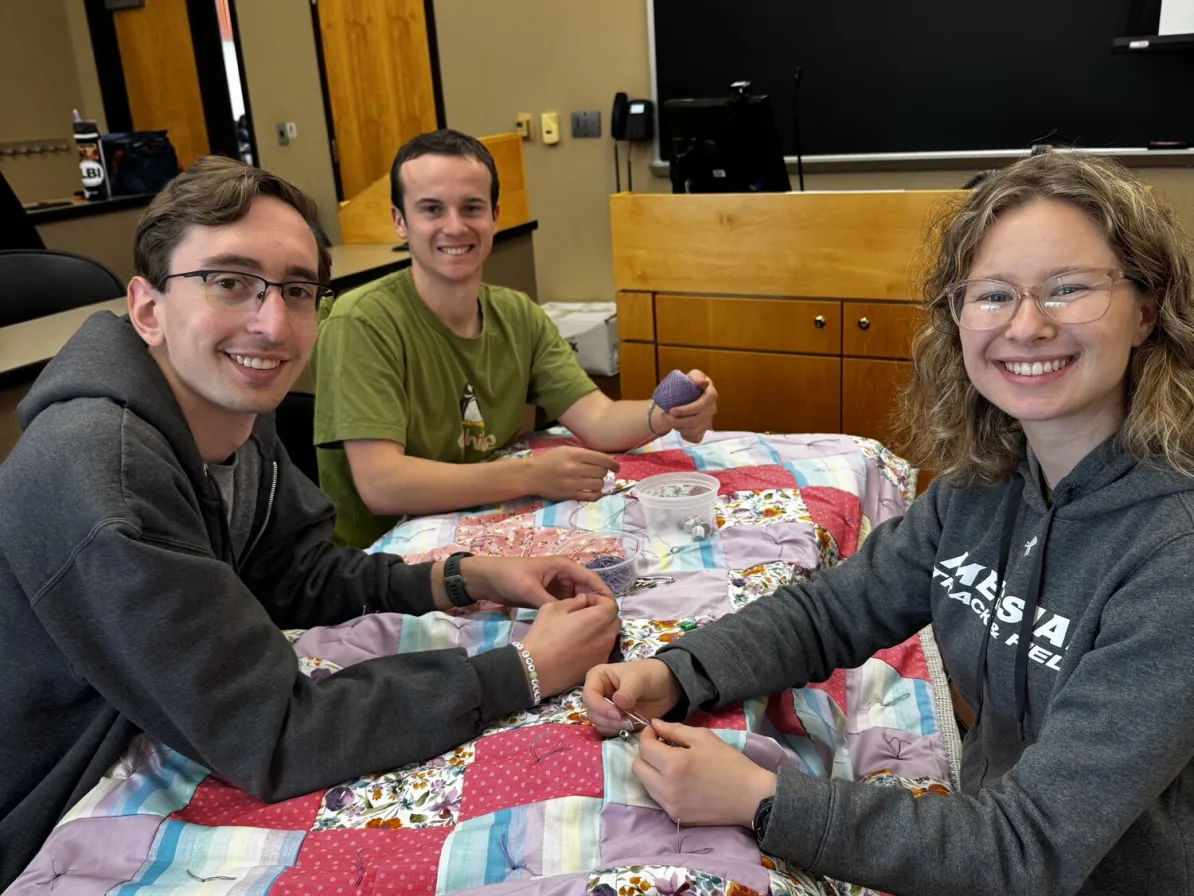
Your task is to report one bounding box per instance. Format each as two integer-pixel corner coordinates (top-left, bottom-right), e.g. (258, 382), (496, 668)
(659, 438), (1194, 895)
(0, 313), (532, 889)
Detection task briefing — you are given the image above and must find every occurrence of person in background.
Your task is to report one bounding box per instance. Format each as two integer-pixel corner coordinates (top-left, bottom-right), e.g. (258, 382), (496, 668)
(312, 129), (719, 548)
(583, 152), (1194, 895)
(0, 156), (621, 890)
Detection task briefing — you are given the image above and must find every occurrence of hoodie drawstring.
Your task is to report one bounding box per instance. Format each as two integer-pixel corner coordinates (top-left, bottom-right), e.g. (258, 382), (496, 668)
(973, 475), (1024, 732)
(972, 473), (1057, 741)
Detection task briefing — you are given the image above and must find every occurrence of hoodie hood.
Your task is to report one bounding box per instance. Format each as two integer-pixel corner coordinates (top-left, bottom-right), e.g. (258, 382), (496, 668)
(19, 312), (277, 480)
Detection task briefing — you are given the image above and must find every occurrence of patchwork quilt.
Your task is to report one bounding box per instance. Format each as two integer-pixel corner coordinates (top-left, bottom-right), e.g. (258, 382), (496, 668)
(10, 431), (958, 896)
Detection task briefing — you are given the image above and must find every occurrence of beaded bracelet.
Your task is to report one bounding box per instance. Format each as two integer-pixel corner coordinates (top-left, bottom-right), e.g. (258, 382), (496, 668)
(510, 640), (542, 704)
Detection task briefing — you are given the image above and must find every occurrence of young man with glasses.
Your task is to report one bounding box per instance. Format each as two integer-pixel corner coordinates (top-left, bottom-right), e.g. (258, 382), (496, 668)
(0, 156), (620, 890)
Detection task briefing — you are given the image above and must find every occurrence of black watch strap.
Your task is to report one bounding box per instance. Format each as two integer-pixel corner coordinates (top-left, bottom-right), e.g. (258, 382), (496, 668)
(444, 551), (475, 608)
(752, 795), (776, 847)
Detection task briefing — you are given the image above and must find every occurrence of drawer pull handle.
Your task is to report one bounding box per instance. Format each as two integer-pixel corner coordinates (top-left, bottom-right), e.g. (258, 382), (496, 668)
(814, 315), (825, 329)
(858, 317), (871, 330)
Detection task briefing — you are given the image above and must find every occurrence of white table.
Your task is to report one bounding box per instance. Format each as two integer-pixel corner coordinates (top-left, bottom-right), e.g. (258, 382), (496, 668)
(0, 297), (127, 377)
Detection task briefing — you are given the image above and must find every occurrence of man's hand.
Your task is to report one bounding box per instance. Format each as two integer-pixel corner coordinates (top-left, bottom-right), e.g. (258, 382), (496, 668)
(633, 720), (777, 828)
(660, 370), (717, 444)
(525, 446), (619, 502)
(521, 593), (622, 697)
(581, 659), (683, 737)
(460, 555), (613, 609)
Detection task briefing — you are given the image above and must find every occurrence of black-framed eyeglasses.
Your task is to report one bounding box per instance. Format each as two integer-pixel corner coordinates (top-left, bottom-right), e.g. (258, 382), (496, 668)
(942, 267), (1128, 331)
(161, 270), (335, 320)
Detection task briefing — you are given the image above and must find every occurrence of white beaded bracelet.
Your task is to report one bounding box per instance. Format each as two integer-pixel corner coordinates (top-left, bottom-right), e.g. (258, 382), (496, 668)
(510, 640), (542, 704)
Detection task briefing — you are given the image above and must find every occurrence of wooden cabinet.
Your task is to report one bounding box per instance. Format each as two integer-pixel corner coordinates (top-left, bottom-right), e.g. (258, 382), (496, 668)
(655, 295), (841, 355)
(658, 346), (841, 434)
(618, 291), (919, 445)
(842, 358), (912, 447)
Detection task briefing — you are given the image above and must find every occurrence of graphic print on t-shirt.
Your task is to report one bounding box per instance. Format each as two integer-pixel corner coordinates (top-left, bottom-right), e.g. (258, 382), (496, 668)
(458, 383), (497, 456)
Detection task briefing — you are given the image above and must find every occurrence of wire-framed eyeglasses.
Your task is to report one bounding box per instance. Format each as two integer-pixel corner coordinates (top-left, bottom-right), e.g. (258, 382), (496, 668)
(161, 270), (334, 320)
(942, 267), (1129, 331)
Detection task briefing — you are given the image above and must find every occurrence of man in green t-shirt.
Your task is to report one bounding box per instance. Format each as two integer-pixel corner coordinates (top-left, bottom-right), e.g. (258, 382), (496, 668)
(313, 129), (718, 547)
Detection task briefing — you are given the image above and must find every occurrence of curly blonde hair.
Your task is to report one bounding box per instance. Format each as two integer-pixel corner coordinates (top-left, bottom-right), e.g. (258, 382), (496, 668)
(895, 152), (1194, 486)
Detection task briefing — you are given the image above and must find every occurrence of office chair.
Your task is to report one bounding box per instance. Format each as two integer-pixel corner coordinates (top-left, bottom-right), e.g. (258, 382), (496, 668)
(273, 390), (320, 485)
(0, 169), (45, 251)
(0, 249), (124, 327)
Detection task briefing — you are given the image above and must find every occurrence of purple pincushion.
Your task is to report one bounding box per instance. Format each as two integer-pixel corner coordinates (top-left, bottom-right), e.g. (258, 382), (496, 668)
(653, 369), (703, 411)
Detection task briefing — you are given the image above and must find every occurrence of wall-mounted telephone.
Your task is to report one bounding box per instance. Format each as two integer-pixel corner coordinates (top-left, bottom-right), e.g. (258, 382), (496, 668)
(611, 92), (655, 191)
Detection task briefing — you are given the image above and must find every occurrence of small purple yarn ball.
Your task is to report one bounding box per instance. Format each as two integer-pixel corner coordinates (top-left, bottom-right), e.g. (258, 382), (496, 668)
(653, 369), (703, 412)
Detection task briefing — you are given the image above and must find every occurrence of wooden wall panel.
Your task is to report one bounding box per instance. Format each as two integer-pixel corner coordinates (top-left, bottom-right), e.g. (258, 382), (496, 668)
(113, 0), (210, 170)
(317, 0), (438, 200)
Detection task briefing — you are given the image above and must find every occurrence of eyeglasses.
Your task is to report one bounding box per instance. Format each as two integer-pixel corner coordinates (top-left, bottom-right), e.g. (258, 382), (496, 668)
(942, 267), (1128, 331)
(161, 270), (334, 320)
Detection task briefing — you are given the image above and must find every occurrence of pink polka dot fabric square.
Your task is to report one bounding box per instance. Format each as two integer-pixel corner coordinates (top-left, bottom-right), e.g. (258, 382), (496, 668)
(798, 485), (863, 556)
(169, 776), (322, 830)
(708, 465), (798, 495)
(272, 827), (450, 896)
(457, 724), (604, 822)
(807, 667), (849, 716)
(616, 449), (698, 482)
(688, 701), (748, 731)
(764, 689), (809, 738)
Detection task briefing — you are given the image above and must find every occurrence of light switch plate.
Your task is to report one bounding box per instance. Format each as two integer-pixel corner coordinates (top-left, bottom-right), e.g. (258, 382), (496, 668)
(515, 113), (533, 140)
(541, 111), (560, 145)
(276, 123), (290, 146)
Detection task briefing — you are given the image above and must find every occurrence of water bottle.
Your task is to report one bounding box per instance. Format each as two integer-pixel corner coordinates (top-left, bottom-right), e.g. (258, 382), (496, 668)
(73, 111), (110, 201)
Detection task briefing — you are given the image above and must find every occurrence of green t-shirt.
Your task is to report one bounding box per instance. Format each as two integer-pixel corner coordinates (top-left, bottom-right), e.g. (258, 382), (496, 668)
(311, 268), (596, 548)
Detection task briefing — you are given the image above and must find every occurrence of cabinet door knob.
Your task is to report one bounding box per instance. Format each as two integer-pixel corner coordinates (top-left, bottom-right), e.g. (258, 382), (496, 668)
(858, 317), (871, 330)
(814, 315), (825, 329)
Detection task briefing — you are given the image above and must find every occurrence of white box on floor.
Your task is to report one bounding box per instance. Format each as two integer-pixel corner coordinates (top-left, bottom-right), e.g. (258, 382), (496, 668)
(541, 302), (619, 376)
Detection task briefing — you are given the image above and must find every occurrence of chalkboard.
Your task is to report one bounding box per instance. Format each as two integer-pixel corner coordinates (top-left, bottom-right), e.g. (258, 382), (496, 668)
(652, 0), (1194, 157)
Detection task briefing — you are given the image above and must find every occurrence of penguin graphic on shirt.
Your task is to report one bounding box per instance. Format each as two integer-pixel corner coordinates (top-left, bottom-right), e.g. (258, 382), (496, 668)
(457, 383), (497, 455)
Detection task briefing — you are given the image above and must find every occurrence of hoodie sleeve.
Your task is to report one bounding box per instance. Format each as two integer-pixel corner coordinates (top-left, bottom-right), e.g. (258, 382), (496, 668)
(655, 480), (947, 710)
(756, 530), (1194, 896)
(29, 520), (532, 802)
(239, 438), (437, 630)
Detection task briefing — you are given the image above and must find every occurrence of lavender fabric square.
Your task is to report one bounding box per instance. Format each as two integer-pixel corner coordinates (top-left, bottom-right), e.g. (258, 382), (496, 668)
(290, 612), (405, 666)
(6, 815), (164, 896)
(598, 803), (769, 894)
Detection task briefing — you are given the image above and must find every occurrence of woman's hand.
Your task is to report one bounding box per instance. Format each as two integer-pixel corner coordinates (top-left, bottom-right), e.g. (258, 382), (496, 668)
(632, 719), (777, 828)
(582, 659), (683, 736)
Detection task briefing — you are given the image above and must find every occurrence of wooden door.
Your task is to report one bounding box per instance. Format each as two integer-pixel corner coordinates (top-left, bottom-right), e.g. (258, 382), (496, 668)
(113, 1), (210, 169)
(316, 0), (439, 200)
(841, 357), (911, 448)
(658, 347), (840, 435)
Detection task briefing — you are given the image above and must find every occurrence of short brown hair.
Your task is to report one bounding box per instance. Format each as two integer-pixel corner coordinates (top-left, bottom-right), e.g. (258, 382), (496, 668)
(390, 129), (499, 216)
(896, 152), (1194, 486)
(134, 155), (332, 288)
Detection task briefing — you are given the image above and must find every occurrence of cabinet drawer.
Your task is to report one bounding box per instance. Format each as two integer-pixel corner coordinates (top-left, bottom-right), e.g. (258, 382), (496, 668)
(616, 291), (654, 341)
(842, 302), (922, 360)
(658, 346), (840, 434)
(619, 342), (657, 400)
(656, 295), (841, 356)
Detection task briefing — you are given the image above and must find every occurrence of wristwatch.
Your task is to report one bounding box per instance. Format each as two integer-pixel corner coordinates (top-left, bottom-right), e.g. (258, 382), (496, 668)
(752, 795), (776, 847)
(443, 551), (475, 608)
